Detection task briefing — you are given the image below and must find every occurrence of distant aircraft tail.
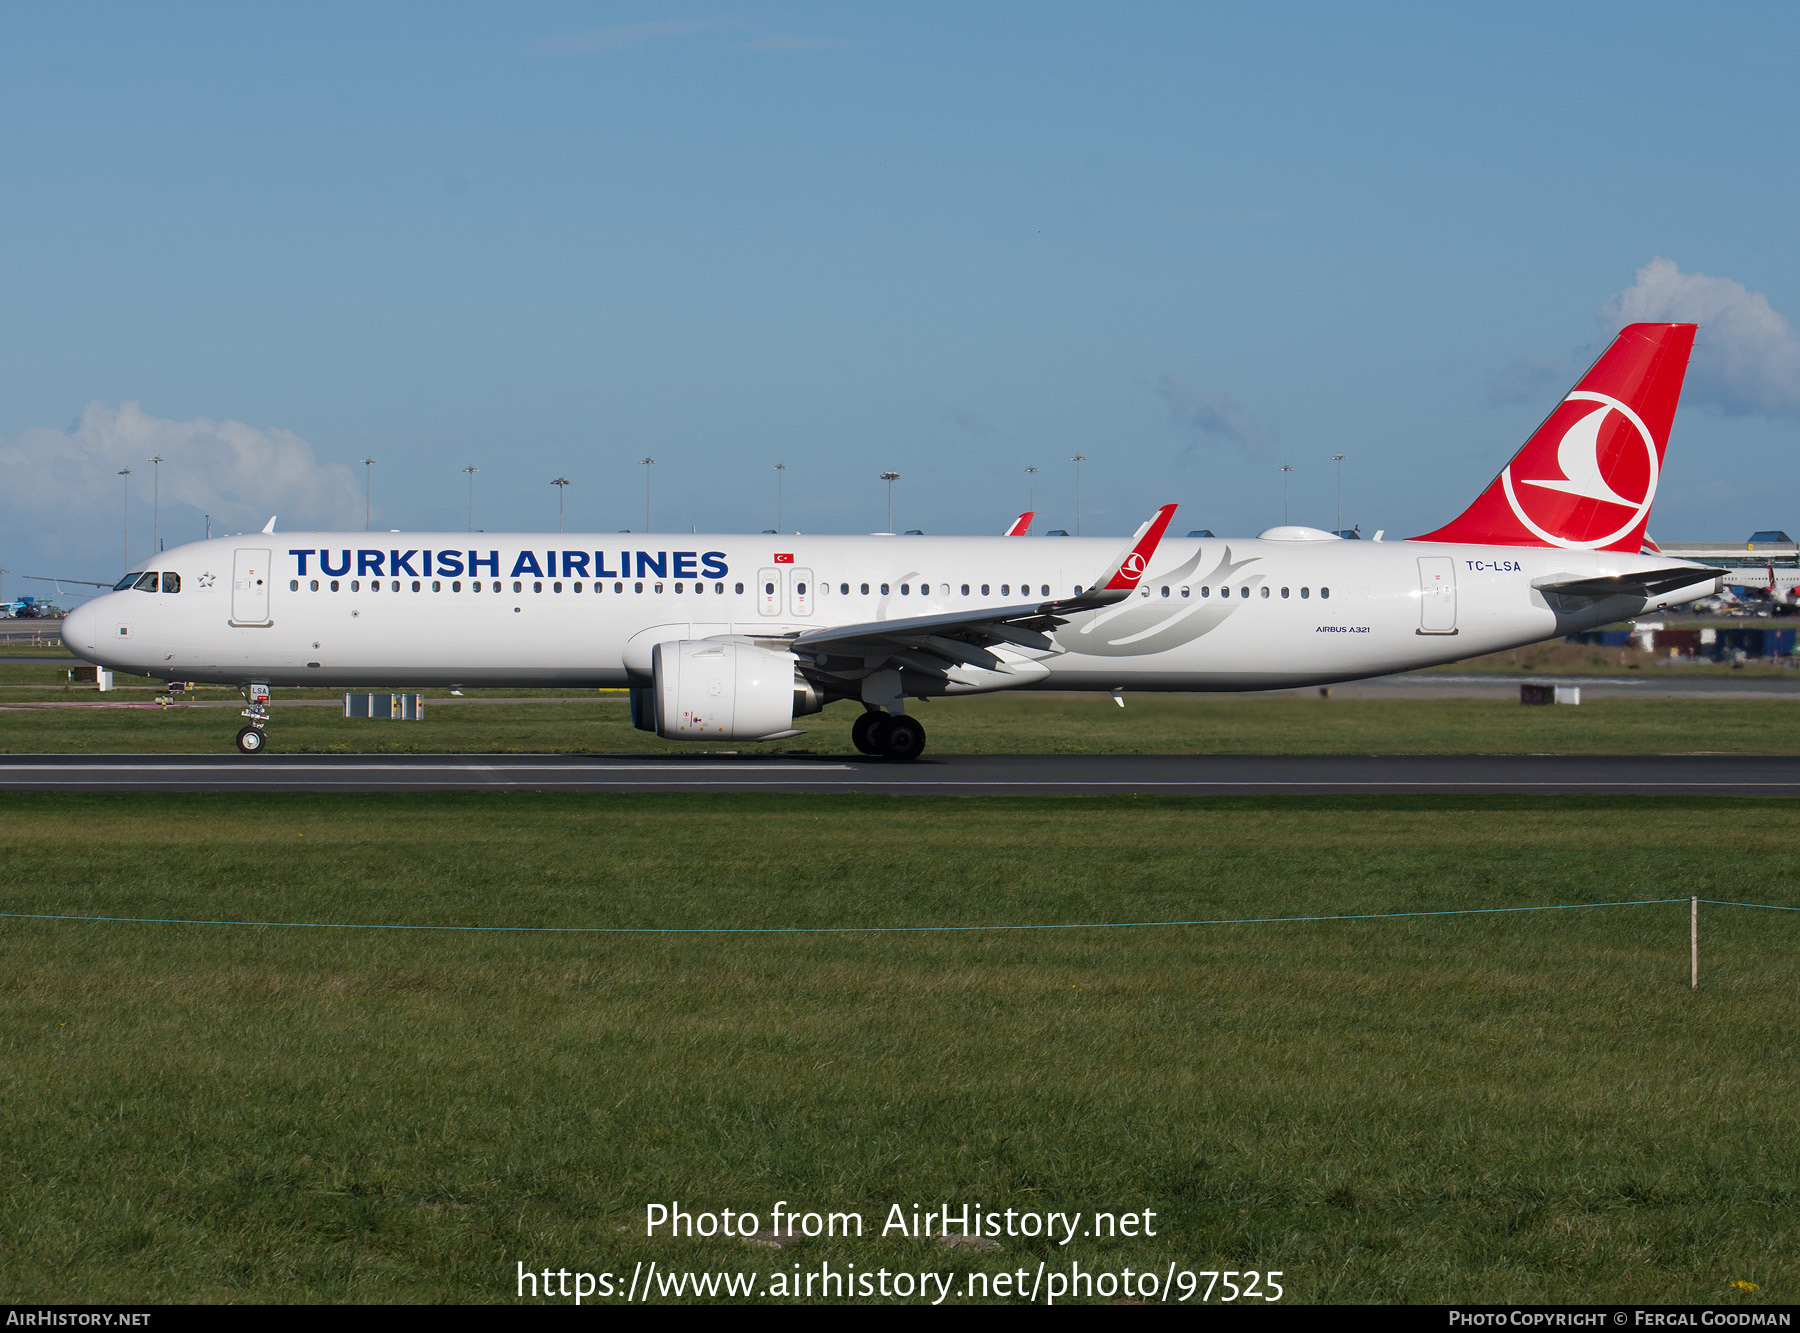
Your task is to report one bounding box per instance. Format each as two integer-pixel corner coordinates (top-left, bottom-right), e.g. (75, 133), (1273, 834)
(1003, 511), (1034, 536)
(1413, 322), (1697, 553)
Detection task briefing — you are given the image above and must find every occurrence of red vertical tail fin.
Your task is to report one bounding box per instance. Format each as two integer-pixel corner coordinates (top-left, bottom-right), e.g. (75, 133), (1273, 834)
(1413, 322), (1697, 552)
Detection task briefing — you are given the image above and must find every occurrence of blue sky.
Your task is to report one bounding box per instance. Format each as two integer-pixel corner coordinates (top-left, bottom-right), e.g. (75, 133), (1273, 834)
(4, 3), (1799, 580)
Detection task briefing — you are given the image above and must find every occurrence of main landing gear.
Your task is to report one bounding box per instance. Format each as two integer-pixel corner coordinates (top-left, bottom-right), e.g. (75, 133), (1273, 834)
(851, 709), (927, 761)
(236, 683), (271, 755)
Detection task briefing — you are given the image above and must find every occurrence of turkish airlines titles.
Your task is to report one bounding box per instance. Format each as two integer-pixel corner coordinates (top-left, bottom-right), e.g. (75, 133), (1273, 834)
(287, 547), (732, 582)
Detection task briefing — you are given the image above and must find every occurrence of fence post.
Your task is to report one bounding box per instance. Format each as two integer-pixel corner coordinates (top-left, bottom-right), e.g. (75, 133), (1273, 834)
(1691, 897), (1698, 991)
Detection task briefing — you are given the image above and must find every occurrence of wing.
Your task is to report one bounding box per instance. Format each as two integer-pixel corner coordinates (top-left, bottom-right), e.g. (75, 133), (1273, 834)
(786, 504), (1178, 681)
(24, 575), (115, 588)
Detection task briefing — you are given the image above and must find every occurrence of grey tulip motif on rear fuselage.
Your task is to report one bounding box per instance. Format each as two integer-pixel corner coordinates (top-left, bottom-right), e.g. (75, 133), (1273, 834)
(1057, 546), (1262, 656)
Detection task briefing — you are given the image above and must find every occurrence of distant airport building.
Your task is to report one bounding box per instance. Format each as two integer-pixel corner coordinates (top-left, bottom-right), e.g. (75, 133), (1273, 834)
(1657, 530), (1796, 570)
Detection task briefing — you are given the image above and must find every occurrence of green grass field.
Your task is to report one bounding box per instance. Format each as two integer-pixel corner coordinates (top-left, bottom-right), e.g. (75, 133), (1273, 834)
(2, 793), (1796, 1303)
(2, 688), (1799, 755)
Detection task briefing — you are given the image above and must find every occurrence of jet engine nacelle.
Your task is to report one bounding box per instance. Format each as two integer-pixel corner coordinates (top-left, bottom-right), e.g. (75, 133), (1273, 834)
(634, 640), (822, 740)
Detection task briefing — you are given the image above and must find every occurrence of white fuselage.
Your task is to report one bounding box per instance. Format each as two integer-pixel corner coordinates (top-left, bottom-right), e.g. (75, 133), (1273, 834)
(61, 530), (1715, 692)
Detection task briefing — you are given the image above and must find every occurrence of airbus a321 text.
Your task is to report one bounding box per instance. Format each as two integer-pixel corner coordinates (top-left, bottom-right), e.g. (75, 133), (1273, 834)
(63, 322), (1720, 759)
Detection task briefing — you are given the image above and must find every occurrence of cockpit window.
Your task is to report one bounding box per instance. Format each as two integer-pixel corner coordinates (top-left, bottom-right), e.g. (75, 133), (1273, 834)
(161, 572), (180, 593)
(133, 572), (159, 592)
(114, 573), (143, 591)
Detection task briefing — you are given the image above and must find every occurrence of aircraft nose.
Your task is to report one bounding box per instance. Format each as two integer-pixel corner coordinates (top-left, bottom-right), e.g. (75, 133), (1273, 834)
(61, 601), (97, 658)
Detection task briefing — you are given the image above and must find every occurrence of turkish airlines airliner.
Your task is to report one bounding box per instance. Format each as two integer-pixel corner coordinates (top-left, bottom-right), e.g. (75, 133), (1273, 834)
(62, 322), (1719, 758)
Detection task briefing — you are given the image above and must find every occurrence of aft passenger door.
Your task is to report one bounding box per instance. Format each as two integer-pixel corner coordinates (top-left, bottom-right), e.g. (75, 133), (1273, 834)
(1417, 556), (1457, 635)
(232, 548), (272, 626)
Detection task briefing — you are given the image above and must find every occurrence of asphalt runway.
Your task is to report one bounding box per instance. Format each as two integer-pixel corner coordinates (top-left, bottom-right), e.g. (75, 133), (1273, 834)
(2, 753), (1797, 794)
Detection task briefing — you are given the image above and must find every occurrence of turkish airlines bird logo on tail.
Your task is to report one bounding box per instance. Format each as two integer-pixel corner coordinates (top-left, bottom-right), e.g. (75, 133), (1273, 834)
(1414, 323), (1695, 553)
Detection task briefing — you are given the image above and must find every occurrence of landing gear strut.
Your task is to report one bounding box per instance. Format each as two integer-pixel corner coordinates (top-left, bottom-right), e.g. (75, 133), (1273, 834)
(855, 711), (926, 761)
(236, 683), (271, 755)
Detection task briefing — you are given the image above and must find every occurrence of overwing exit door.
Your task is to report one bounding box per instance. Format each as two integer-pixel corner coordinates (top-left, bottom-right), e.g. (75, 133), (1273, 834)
(757, 568), (781, 616)
(787, 567), (814, 617)
(232, 548), (272, 625)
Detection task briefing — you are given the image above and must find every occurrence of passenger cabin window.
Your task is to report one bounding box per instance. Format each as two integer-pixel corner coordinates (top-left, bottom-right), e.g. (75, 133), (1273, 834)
(1321, 587), (1331, 599)
(860, 583), (870, 595)
(1301, 587), (1310, 599)
(1281, 587), (1290, 598)
(331, 580), (341, 592)
(311, 580), (320, 591)
(880, 583), (890, 595)
(289, 580), (299, 591)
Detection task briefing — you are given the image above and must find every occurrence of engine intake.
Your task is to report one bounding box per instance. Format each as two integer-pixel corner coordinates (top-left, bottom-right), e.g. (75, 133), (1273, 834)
(633, 640), (822, 740)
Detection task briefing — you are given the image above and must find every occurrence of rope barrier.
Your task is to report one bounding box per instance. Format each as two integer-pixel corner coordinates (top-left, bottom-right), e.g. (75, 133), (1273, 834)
(0, 896), (1716, 936)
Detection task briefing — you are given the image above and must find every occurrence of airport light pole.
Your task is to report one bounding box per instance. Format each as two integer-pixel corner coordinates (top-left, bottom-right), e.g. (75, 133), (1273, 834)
(462, 466), (478, 532)
(879, 471), (899, 533)
(551, 476), (571, 532)
(640, 457), (655, 532)
(1025, 464), (1039, 511)
(148, 456), (164, 554)
(118, 468), (131, 568)
(774, 462), (787, 532)
(1331, 453), (1347, 534)
(359, 458), (376, 531)
(1280, 463), (1296, 525)
(1070, 455), (1086, 535)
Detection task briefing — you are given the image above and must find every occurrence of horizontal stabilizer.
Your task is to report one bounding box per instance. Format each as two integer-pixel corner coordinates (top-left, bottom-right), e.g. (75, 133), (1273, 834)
(1531, 566), (1721, 599)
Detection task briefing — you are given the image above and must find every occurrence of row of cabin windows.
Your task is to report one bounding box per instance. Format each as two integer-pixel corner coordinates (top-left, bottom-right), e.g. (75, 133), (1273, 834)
(116, 571), (181, 592)
(771, 582), (1056, 598)
(285, 577), (1330, 601)
(289, 577), (1062, 598)
(1142, 584), (1330, 600)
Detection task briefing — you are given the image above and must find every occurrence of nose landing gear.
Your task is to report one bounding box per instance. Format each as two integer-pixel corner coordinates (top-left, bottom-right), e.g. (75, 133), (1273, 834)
(236, 683), (271, 755)
(851, 708), (927, 761)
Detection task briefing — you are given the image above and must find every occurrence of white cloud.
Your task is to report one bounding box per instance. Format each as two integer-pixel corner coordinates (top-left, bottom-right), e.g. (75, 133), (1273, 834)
(535, 19), (721, 54)
(1153, 375), (1267, 455)
(0, 402), (360, 574)
(1600, 257), (1800, 418)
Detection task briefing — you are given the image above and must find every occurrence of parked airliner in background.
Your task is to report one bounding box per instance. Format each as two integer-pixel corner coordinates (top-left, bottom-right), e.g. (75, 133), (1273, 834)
(63, 323), (1720, 758)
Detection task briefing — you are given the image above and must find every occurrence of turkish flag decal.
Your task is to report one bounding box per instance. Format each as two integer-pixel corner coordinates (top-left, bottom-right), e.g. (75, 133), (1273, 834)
(774, 553), (794, 564)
